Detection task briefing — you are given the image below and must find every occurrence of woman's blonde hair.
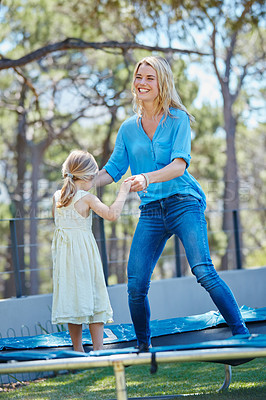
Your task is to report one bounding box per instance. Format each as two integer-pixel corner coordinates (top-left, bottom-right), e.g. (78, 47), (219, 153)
(57, 150), (98, 208)
(131, 56), (194, 123)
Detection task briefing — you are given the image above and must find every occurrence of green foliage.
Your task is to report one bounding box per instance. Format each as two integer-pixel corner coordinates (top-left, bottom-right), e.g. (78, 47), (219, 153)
(0, 0), (265, 294)
(172, 58), (199, 107)
(235, 122), (266, 268)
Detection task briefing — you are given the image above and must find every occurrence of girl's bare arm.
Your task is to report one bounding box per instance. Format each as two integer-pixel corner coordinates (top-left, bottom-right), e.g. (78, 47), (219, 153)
(84, 180), (131, 221)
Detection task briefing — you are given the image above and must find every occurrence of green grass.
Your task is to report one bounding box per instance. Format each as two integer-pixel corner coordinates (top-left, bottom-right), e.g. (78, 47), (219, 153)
(0, 358), (265, 399)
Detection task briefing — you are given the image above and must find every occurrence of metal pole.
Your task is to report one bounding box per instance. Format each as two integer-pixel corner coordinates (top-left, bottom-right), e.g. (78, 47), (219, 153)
(0, 348), (266, 375)
(174, 236), (181, 277)
(9, 220), (22, 298)
(99, 216), (109, 285)
(232, 210), (242, 269)
(217, 364), (232, 392)
(113, 361), (128, 400)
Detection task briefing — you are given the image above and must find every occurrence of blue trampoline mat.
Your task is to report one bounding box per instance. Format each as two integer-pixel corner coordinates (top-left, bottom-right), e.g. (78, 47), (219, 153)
(0, 305), (265, 352)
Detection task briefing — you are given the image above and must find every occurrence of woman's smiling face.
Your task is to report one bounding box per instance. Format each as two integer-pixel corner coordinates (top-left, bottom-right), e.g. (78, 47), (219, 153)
(134, 63), (159, 104)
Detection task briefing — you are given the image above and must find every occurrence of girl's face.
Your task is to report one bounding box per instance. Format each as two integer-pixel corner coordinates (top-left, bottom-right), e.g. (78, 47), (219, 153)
(134, 63), (159, 104)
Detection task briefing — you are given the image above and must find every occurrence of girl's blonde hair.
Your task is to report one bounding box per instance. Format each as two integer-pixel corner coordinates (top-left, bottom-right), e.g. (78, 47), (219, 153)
(57, 150), (98, 208)
(131, 56), (194, 123)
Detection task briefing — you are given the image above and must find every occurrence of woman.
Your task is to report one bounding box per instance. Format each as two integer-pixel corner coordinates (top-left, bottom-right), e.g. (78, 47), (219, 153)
(97, 56), (249, 351)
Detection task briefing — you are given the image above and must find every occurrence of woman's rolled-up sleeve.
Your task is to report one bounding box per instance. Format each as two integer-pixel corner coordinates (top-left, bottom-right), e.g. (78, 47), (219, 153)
(170, 113), (191, 168)
(103, 126), (129, 182)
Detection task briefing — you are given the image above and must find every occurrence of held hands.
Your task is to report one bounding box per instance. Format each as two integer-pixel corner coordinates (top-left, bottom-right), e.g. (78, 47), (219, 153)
(125, 174), (148, 192)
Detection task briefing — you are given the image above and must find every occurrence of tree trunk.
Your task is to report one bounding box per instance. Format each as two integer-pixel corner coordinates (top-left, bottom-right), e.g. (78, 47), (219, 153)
(5, 85), (27, 297)
(29, 145), (43, 294)
(221, 90), (242, 270)
(3, 238), (16, 298)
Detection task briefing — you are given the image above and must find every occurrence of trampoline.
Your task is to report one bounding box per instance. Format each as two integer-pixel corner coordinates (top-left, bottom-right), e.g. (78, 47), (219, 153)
(0, 306), (266, 399)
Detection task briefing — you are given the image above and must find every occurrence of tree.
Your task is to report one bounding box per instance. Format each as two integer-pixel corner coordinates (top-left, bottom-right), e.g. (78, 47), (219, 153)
(0, 0), (265, 298)
(128, 0), (265, 269)
(198, 0), (265, 269)
(0, 0), (142, 295)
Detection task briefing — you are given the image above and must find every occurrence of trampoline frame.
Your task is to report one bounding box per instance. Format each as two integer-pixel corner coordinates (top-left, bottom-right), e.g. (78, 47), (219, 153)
(1, 346), (266, 399)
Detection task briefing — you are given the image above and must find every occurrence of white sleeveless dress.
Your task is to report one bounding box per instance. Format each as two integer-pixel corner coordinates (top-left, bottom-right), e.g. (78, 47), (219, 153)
(51, 189), (113, 325)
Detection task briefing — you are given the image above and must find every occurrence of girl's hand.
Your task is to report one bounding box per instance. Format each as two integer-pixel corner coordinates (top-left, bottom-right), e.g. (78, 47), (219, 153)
(120, 179), (132, 194)
(125, 174), (146, 192)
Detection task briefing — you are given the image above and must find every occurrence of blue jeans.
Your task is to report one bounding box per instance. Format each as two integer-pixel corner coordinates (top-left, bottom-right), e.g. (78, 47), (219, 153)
(127, 194), (249, 346)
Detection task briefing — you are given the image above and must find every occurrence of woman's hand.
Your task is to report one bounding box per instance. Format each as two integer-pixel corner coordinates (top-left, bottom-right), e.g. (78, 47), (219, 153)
(124, 159), (186, 193)
(125, 174), (147, 192)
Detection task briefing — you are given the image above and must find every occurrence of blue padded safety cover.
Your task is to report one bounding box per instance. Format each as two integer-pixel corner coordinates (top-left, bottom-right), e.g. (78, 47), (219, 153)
(0, 306), (265, 353)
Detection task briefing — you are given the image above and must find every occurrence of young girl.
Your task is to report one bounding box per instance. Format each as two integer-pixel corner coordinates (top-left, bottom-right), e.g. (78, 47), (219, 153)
(51, 150), (131, 352)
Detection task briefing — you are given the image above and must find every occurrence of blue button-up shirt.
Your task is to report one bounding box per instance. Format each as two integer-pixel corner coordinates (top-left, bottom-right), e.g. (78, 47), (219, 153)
(104, 108), (206, 208)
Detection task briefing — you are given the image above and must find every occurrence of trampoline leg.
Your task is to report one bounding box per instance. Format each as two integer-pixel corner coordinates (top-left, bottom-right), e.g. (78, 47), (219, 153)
(217, 364), (232, 392)
(113, 361), (128, 400)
